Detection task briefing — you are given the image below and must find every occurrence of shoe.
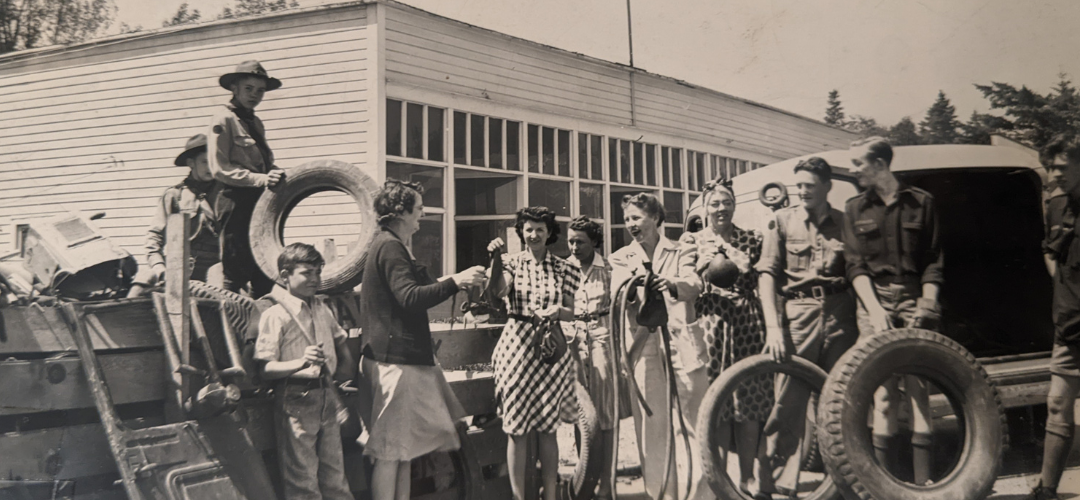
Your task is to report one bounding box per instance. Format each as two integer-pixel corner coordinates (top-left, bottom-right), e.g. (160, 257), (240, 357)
(1026, 482), (1060, 500)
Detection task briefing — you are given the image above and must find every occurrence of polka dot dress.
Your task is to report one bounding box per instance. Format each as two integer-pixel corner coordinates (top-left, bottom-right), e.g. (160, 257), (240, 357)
(692, 226), (774, 423)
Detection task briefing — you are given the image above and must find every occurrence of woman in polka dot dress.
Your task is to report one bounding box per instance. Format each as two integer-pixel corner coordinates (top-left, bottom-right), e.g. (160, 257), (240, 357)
(486, 207), (580, 500)
(680, 178), (773, 495)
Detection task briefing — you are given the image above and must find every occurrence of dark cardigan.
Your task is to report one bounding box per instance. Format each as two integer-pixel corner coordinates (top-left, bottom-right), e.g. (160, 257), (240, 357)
(360, 227), (459, 365)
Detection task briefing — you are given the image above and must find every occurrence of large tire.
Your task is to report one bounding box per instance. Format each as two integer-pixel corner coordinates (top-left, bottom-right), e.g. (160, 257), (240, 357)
(697, 354), (839, 500)
(563, 381), (603, 500)
(817, 328), (1006, 500)
(250, 159), (379, 294)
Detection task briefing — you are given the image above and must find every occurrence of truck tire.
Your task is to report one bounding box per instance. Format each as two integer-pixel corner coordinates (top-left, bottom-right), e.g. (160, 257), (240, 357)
(817, 328), (1006, 500)
(697, 354), (839, 500)
(563, 381), (602, 500)
(250, 160), (378, 294)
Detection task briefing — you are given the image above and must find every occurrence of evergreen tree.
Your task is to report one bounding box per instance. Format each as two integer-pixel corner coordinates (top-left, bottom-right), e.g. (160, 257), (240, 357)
(163, 2), (200, 27)
(919, 91), (961, 144)
(845, 115), (889, 138)
(888, 117), (921, 146)
(825, 89), (845, 126)
(974, 75), (1080, 149)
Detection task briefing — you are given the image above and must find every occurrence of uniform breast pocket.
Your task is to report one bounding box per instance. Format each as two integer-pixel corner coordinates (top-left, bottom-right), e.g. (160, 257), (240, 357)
(232, 134), (259, 162)
(854, 220), (883, 257)
(901, 221), (923, 254)
(785, 240), (812, 272)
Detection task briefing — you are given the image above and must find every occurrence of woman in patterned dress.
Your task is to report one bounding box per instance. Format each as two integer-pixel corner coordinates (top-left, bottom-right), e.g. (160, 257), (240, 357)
(486, 207), (581, 500)
(680, 179), (773, 496)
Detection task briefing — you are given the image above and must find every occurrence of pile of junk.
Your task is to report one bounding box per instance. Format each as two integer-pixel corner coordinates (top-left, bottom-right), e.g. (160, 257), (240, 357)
(0, 210), (300, 500)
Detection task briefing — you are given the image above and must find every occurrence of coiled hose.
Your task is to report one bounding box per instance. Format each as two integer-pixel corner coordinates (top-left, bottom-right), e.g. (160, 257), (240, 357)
(609, 275), (693, 500)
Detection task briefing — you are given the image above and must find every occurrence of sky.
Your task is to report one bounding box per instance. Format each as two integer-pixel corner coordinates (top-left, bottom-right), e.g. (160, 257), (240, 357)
(110, 0), (1080, 126)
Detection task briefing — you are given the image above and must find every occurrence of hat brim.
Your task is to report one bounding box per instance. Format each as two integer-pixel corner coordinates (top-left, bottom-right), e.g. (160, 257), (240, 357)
(174, 145), (207, 166)
(219, 73), (282, 92)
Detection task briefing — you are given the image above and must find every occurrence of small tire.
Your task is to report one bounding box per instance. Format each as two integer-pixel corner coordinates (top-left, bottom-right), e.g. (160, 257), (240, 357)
(563, 381), (603, 500)
(697, 354), (839, 500)
(816, 328), (1006, 500)
(758, 182), (789, 210)
(250, 160), (379, 294)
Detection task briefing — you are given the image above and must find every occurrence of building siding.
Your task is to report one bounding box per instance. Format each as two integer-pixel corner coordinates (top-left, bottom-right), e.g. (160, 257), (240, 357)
(0, 5), (375, 261)
(383, 2), (853, 166)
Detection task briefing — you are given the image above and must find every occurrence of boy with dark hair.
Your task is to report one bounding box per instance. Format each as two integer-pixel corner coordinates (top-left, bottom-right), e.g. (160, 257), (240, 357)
(757, 156), (857, 496)
(255, 243), (354, 500)
(1028, 134), (1080, 500)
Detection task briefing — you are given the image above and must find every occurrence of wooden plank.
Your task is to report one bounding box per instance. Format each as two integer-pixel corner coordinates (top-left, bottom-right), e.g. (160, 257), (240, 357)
(0, 418), (163, 480)
(446, 373), (497, 417)
(165, 212), (192, 408)
(0, 301), (161, 355)
(0, 351), (165, 415)
(432, 327), (501, 369)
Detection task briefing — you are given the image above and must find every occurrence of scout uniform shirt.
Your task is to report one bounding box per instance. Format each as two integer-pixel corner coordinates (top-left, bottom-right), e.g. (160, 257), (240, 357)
(1045, 193), (1080, 345)
(207, 101), (275, 189)
(757, 204), (847, 294)
(841, 182), (944, 285)
(255, 285), (347, 378)
(144, 177), (220, 278)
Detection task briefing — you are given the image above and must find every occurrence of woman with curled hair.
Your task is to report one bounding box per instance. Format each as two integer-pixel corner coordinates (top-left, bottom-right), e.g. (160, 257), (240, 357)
(609, 193), (709, 500)
(486, 206), (581, 500)
(680, 178), (772, 498)
(359, 178), (486, 500)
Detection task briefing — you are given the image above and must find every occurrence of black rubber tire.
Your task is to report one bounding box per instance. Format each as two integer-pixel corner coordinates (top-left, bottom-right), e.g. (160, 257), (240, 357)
(758, 181), (789, 209)
(816, 328), (1006, 500)
(250, 159), (379, 294)
(802, 393), (825, 473)
(563, 381), (603, 500)
(697, 354), (839, 500)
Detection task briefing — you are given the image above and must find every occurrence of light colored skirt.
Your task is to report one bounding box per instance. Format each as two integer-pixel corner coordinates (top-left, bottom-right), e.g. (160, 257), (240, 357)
(362, 357), (467, 461)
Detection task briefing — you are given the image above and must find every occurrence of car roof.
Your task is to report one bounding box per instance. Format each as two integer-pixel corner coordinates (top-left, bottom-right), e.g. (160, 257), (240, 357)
(733, 144), (1042, 193)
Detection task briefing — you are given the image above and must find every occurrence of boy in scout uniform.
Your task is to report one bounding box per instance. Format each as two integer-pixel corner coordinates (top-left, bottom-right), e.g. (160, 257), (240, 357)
(841, 137), (944, 486)
(128, 134), (220, 297)
(756, 157), (858, 496)
(1027, 134), (1080, 500)
(208, 60), (286, 298)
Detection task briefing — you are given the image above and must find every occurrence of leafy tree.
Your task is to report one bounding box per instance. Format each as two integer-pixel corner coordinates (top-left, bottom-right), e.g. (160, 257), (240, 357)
(163, 2), (200, 27)
(825, 89), (845, 126)
(888, 117), (921, 146)
(973, 75), (1080, 150)
(218, 0), (298, 20)
(919, 91), (960, 144)
(0, 0), (116, 54)
(117, 21), (141, 33)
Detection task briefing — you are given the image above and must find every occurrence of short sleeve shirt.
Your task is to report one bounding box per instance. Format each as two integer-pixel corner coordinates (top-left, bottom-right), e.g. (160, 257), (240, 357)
(756, 205), (847, 292)
(567, 253), (612, 340)
(255, 286), (347, 378)
(502, 251), (581, 317)
(1044, 194), (1080, 344)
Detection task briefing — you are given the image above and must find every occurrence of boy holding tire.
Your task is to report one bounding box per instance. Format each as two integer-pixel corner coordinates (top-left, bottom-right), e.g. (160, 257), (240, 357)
(1028, 134), (1080, 500)
(756, 157), (858, 497)
(841, 137), (944, 486)
(208, 60), (286, 298)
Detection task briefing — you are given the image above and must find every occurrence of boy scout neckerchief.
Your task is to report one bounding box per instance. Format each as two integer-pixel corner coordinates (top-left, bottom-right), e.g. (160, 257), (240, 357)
(229, 99), (272, 173)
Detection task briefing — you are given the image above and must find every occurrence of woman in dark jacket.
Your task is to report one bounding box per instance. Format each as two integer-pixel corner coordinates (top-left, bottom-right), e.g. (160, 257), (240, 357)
(359, 179), (486, 500)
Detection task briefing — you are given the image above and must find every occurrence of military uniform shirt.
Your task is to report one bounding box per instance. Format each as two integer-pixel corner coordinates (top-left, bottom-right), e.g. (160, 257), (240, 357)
(756, 204), (847, 292)
(1044, 193), (1080, 345)
(841, 183), (944, 285)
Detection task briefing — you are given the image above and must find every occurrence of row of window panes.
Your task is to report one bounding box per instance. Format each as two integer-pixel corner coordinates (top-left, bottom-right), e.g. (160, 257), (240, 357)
(452, 111), (523, 170)
(386, 99), (445, 162)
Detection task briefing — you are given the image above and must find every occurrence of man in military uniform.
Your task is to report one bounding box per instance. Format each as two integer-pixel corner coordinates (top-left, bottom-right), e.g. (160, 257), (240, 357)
(756, 157), (858, 496)
(208, 60), (285, 298)
(841, 137), (944, 486)
(1027, 134), (1080, 500)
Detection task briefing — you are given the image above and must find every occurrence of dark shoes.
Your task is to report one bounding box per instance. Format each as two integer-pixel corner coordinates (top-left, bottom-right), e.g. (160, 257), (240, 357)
(1026, 482), (1060, 500)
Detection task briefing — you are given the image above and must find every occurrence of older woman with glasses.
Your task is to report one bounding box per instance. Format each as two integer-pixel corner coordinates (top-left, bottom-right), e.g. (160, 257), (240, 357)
(682, 178), (773, 498)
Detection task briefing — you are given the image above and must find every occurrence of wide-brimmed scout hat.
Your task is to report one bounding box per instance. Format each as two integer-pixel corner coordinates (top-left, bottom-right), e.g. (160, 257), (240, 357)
(175, 134), (208, 166)
(218, 60), (282, 91)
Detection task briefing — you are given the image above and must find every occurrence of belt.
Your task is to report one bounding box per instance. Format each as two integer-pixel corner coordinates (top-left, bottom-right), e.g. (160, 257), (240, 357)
(508, 313), (536, 323)
(783, 283), (849, 300)
(575, 310), (610, 322)
(279, 377), (323, 389)
(871, 274), (920, 285)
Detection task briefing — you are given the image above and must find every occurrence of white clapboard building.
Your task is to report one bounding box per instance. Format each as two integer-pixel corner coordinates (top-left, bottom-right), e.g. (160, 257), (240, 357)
(0, 0), (854, 277)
